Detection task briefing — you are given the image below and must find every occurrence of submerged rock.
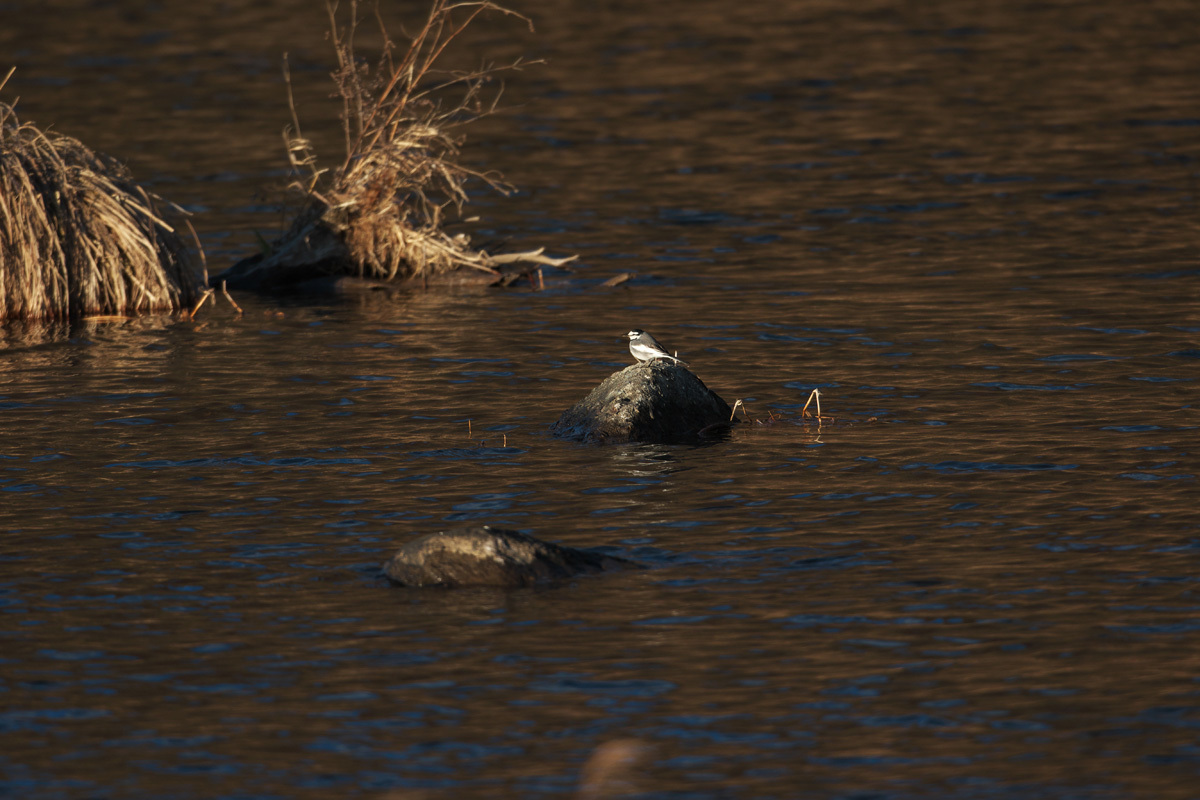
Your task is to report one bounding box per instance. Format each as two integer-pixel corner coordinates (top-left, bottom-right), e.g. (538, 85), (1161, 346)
(552, 361), (734, 444)
(383, 526), (635, 589)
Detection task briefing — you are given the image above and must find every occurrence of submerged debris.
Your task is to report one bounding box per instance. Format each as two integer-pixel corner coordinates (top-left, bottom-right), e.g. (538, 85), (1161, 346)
(215, 0), (575, 293)
(0, 89), (200, 320)
(383, 526), (636, 588)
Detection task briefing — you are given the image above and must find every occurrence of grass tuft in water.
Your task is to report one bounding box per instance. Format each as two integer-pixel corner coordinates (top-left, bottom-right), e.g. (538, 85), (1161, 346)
(225, 0), (574, 291)
(0, 73), (201, 321)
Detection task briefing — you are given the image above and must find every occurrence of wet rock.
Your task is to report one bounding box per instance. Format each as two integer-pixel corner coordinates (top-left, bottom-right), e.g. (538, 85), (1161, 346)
(552, 361), (734, 444)
(383, 526), (635, 589)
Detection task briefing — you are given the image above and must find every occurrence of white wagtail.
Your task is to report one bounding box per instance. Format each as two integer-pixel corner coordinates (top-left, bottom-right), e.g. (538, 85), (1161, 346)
(626, 329), (685, 365)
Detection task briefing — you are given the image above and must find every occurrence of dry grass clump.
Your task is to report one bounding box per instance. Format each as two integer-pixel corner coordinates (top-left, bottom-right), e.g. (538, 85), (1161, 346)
(217, 0), (573, 291)
(0, 85), (200, 320)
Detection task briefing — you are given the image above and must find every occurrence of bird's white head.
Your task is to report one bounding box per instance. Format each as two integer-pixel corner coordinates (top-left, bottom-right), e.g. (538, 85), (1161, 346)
(626, 329), (643, 339)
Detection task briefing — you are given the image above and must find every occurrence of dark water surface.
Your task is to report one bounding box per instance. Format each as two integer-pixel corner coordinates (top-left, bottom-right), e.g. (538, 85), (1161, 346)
(3, 0), (1199, 797)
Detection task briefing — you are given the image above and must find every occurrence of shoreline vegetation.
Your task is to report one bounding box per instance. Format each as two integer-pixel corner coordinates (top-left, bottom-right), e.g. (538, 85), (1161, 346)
(213, 0), (576, 293)
(0, 0), (573, 321)
(0, 70), (200, 322)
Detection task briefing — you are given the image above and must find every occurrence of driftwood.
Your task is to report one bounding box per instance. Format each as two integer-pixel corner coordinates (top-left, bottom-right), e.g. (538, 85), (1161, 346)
(552, 361), (734, 444)
(213, 202), (574, 292)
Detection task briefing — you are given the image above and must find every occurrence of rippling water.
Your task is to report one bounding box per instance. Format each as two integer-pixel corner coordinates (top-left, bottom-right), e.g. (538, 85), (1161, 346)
(2, 0), (1199, 797)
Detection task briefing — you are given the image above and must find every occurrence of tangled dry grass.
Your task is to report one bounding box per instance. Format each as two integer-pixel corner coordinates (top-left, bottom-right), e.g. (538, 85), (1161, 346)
(217, 0), (573, 291)
(0, 78), (199, 320)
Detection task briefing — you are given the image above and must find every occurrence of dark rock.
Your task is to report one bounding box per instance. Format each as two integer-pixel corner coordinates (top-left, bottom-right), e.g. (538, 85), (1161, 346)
(210, 203), (557, 294)
(383, 526), (636, 589)
(211, 205), (358, 292)
(552, 361), (734, 444)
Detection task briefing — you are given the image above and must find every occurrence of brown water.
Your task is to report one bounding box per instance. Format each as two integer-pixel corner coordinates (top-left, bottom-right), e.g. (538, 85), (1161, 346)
(3, 0), (1199, 797)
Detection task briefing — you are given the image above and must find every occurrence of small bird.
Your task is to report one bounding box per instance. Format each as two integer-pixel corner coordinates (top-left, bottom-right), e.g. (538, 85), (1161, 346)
(626, 329), (685, 365)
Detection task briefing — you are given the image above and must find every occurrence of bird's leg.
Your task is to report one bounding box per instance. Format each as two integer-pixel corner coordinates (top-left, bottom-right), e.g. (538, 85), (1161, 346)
(801, 388), (821, 419)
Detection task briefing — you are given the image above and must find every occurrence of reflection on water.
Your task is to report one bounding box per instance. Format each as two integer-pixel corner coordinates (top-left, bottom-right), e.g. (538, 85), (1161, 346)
(3, 0), (1200, 797)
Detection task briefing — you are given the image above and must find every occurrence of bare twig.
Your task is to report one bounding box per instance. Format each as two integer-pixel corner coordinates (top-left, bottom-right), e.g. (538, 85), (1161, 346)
(801, 388), (821, 419)
(189, 288), (214, 318)
(485, 249), (577, 267)
(281, 53), (324, 189)
(184, 217), (209, 287)
(220, 280), (244, 315)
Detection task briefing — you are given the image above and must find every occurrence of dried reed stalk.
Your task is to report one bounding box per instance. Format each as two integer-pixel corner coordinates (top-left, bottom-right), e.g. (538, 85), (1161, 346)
(0, 98), (200, 320)
(225, 0), (573, 290)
